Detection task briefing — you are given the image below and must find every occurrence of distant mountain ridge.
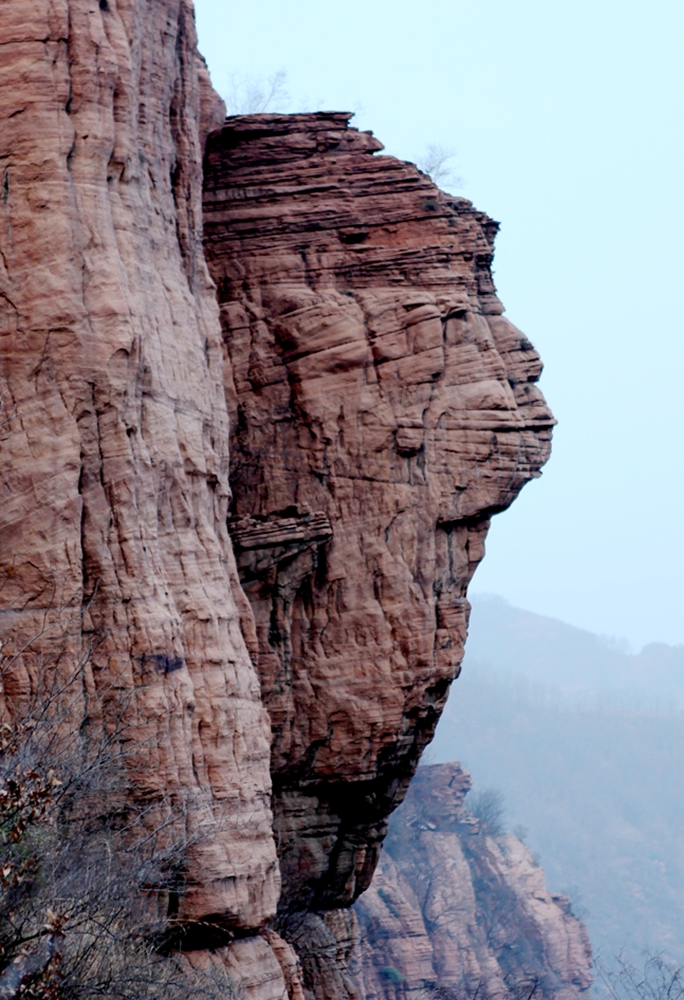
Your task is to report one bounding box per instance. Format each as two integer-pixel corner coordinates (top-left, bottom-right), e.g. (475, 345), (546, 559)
(466, 594), (684, 709)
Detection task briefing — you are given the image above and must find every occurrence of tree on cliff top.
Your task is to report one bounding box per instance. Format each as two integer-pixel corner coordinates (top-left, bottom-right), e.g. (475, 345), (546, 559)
(469, 788), (506, 837)
(225, 69), (289, 114)
(417, 144), (463, 190)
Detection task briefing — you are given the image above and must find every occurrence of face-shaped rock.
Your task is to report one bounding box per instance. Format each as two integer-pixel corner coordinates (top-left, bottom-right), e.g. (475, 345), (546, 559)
(203, 113), (554, 929)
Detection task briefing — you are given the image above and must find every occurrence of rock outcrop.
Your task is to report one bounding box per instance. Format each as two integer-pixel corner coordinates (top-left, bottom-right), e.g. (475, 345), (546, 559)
(0, 3), (554, 992)
(356, 764), (593, 1000)
(202, 113), (554, 992)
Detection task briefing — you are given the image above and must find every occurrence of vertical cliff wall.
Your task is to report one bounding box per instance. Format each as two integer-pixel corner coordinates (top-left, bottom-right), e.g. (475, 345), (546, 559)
(202, 112), (555, 993)
(0, 2), (294, 994)
(356, 764), (593, 1000)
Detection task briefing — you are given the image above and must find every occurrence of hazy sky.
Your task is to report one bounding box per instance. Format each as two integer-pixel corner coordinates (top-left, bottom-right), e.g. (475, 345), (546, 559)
(193, 0), (684, 650)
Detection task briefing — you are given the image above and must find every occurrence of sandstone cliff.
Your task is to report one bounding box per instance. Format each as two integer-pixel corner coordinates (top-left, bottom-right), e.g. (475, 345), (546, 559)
(202, 112), (554, 993)
(0, 4), (553, 995)
(356, 764), (593, 1000)
(0, 0), (291, 992)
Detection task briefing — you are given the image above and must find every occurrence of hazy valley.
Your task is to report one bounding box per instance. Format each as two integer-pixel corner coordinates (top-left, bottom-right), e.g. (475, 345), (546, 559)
(431, 595), (684, 963)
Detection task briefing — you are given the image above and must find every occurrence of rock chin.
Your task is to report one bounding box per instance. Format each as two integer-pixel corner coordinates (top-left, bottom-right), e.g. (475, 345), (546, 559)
(202, 112), (554, 989)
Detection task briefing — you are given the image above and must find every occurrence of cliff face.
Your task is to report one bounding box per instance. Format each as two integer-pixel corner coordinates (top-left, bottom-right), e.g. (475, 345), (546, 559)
(0, 5), (554, 994)
(202, 113), (554, 991)
(0, 0), (292, 992)
(356, 764), (593, 1000)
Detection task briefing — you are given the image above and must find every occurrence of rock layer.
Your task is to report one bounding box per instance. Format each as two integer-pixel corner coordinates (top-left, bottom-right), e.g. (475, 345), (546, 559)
(202, 112), (554, 982)
(0, 0), (280, 977)
(356, 764), (593, 1000)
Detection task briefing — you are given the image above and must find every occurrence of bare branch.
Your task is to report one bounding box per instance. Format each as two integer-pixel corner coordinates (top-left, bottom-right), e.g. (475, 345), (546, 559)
(418, 143), (463, 190)
(225, 70), (290, 115)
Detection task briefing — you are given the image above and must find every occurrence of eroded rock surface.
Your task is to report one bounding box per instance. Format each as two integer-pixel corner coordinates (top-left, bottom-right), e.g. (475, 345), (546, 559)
(1, 6), (555, 988)
(356, 764), (593, 1000)
(0, 0), (280, 981)
(202, 112), (554, 984)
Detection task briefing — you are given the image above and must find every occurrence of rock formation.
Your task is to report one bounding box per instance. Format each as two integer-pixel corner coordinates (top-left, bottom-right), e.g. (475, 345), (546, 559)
(0, 1), (555, 993)
(202, 113), (554, 992)
(356, 764), (593, 1000)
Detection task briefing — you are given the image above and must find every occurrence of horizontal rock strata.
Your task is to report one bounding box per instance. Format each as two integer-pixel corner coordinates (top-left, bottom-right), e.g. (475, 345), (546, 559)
(202, 112), (554, 992)
(356, 763), (593, 1000)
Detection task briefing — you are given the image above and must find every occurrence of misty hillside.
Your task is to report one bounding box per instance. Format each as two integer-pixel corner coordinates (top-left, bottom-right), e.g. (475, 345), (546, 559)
(462, 595), (684, 709)
(430, 595), (684, 963)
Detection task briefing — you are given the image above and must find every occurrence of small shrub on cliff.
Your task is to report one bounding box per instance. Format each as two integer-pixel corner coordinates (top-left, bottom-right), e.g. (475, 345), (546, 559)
(0, 655), (235, 1000)
(469, 788), (506, 837)
(380, 965), (407, 985)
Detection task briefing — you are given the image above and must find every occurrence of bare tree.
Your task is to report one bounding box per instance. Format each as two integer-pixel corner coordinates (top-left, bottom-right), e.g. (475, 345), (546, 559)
(225, 70), (289, 115)
(0, 647), (237, 1000)
(469, 789), (506, 838)
(418, 144), (463, 190)
(596, 953), (684, 1000)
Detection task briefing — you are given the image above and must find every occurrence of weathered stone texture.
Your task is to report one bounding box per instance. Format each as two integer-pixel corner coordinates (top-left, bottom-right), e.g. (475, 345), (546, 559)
(185, 931), (305, 1000)
(202, 112), (554, 971)
(356, 764), (593, 1000)
(1, 3), (556, 988)
(0, 0), (279, 954)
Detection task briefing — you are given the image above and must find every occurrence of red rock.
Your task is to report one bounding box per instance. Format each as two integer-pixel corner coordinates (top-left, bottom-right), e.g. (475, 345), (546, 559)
(184, 931), (305, 1000)
(0, 0), (279, 979)
(0, 3), (555, 989)
(202, 112), (554, 986)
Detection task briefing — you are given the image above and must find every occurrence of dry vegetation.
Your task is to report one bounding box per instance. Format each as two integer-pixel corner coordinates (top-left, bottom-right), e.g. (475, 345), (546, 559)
(0, 644), (236, 1000)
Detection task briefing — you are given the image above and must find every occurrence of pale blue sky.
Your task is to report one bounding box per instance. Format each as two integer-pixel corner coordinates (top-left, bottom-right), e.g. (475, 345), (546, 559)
(194, 0), (684, 650)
